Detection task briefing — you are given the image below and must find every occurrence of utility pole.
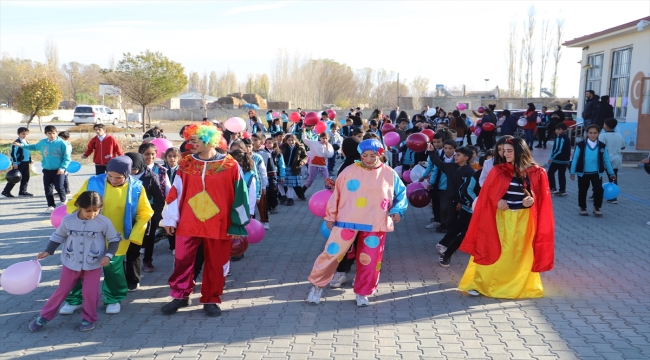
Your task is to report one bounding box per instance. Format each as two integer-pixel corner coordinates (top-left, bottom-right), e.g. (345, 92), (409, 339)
(397, 73), (400, 109)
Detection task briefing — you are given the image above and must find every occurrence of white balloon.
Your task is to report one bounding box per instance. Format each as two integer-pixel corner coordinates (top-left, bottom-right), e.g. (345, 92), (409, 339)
(517, 118), (527, 127)
(31, 161), (43, 175)
(409, 164), (426, 182)
(427, 108), (437, 117)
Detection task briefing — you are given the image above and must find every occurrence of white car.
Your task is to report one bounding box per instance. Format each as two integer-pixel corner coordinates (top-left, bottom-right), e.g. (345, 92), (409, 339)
(73, 105), (118, 125)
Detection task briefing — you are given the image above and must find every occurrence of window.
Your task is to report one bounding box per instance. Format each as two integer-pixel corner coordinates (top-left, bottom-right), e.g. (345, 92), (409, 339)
(610, 47), (632, 120)
(585, 53), (603, 94)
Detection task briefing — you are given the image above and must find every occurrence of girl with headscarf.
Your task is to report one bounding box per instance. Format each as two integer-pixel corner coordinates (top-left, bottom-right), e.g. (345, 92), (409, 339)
(123, 152), (165, 290)
(307, 139), (408, 307)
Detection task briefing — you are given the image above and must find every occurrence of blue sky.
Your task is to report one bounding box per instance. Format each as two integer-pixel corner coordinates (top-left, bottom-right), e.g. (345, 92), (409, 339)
(1, 1), (649, 97)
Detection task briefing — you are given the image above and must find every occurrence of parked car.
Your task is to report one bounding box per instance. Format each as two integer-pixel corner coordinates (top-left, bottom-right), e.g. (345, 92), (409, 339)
(73, 105), (118, 126)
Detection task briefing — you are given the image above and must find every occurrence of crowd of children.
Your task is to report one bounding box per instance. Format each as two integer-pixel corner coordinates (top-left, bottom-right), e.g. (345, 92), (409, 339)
(2, 107), (637, 331)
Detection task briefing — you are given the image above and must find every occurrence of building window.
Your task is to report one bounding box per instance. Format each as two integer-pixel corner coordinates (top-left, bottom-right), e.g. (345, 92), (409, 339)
(585, 53), (603, 94)
(610, 47), (632, 120)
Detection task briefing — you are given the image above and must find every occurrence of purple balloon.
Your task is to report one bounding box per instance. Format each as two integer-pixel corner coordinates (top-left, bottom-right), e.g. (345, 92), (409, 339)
(308, 189), (333, 218)
(403, 170), (412, 183)
(244, 218), (266, 244)
(0, 260), (42, 295)
(384, 131), (401, 147)
(406, 181), (425, 197)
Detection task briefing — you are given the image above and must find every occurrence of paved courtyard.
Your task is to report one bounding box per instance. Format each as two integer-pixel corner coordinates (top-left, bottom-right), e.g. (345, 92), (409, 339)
(0, 158), (649, 359)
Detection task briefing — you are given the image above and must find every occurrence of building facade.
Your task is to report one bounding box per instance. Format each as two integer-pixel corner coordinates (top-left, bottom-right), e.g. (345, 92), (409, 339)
(564, 16), (650, 150)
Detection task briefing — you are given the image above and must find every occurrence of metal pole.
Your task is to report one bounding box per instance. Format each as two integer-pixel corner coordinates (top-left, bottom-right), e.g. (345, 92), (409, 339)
(397, 73), (400, 109)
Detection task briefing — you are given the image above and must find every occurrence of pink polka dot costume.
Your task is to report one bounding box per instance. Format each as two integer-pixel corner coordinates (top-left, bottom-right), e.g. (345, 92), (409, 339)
(308, 139), (408, 297)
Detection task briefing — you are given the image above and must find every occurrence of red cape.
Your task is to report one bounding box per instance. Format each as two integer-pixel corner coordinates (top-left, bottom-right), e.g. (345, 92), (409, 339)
(459, 163), (555, 272)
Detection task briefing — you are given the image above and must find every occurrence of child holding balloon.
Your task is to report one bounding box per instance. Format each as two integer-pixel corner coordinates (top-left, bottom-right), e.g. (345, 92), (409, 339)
(29, 191), (122, 332)
(1, 127), (32, 198)
(302, 131), (334, 192)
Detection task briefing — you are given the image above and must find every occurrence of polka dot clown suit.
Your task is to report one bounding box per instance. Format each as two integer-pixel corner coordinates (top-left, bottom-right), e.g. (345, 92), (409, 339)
(308, 140), (408, 297)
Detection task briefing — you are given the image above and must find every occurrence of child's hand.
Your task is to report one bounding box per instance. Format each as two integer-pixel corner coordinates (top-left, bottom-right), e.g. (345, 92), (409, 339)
(522, 196), (534, 208)
(81, 154), (88, 159)
(100, 256), (111, 266)
(547, 159), (552, 165)
(326, 221), (335, 230)
(12, 141), (21, 147)
(456, 203), (462, 211)
(12, 165), (18, 170)
(427, 143), (435, 152)
(36, 252), (49, 260)
(497, 199), (510, 211)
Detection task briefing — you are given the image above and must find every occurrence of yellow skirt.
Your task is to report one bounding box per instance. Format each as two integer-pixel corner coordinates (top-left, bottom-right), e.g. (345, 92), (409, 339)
(458, 208), (544, 299)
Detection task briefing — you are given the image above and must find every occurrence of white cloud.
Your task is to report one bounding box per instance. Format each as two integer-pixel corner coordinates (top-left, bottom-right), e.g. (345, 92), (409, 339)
(225, 1), (293, 15)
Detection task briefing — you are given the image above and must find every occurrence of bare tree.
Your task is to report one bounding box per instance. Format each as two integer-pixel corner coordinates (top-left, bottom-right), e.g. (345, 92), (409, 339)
(208, 71), (217, 96)
(410, 76), (430, 110)
(551, 18), (565, 96)
(522, 5), (537, 98)
(188, 71), (199, 92)
(518, 39), (525, 96)
(506, 21), (518, 97)
(539, 18), (552, 96)
(44, 38), (59, 74)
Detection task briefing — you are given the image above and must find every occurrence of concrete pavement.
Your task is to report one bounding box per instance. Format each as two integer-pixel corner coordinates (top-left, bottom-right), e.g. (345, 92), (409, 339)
(0, 160), (649, 359)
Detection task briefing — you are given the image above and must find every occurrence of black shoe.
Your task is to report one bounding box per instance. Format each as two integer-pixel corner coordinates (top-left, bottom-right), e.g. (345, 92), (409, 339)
(534, 145), (542, 148)
(436, 226), (447, 233)
(1, 192), (15, 198)
(543, 146), (547, 149)
(161, 298), (190, 314)
(127, 283), (139, 292)
(285, 199), (294, 206)
(230, 254), (244, 262)
(439, 255), (451, 268)
(297, 196), (307, 201)
(18, 192), (34, 196)
(279, 196), (287, 205)
(203, 304), (222, 317)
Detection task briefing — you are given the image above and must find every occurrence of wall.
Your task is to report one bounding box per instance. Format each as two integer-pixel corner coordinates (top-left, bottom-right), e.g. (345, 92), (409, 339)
(572, 27), (650, 150)
(0, 109), (75, 124)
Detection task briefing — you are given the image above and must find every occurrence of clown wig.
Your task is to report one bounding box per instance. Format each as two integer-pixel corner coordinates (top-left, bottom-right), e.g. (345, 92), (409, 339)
(182, 123), (227, 150)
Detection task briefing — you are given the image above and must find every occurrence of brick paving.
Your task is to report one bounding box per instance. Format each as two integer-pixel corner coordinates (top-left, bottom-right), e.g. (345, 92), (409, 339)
(0, 157), (649, 359)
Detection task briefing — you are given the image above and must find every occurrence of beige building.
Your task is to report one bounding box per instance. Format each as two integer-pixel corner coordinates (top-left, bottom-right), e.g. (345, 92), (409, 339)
(564, 16), (650, 150)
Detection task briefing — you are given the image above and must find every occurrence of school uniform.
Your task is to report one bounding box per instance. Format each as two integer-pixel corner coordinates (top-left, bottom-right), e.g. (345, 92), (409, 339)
(439, 165), (477, 262)
(2, 137), (31, 196)
(570, 139), (615, 210)
(547, 132), (570, 193)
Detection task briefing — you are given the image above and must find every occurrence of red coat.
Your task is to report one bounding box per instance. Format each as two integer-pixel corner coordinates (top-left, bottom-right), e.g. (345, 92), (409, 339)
(84, 135), (124, 166)
(459, 163), (555, 272)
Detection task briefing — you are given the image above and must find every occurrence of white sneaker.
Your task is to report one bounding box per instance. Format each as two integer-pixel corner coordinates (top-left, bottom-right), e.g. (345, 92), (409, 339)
(467, 290), (480, 296)
(59, 302), (81, 315)
(306, 285), (323, 304)
(106, 303), (121, 314)
(172, 249), (175, 256)
(355, 294), (369, 307)
(60, 200), (67, 205)
(329, 272), (347, 288)
(263, 222), (270, 230)
(436, 243), (447, 255)
(425, 221), (440, 229)
(46, 206), (55, 213)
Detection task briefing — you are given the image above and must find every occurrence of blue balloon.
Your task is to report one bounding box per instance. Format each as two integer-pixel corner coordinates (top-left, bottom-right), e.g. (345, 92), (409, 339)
(320, 220), (331, 240)
(0, 154), (10, 170)
(602, 183), (620, 200)
(67, 161), (82, 174)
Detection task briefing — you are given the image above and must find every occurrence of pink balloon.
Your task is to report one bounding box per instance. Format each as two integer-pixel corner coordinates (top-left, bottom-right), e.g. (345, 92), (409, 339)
(403, 170), (412, 183)
(50, 205), (68, 228)
(394, 165), (403, 178)
(272, 112), (280, 118)
(308, 189), (333, 217)
(151, 138), (173, 158)
(384, 131), (401, 147)
(474, 127), (482, 136)
(406, 181), (425, 197)
(456, 103), (467, 111)
(0, 260), (42, 295)
(225, 117), (246, 133)
(244, 218), (266, 244)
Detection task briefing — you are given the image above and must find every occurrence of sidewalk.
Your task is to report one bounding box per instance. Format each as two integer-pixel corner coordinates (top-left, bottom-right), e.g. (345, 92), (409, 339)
(0, 162), (649, 359)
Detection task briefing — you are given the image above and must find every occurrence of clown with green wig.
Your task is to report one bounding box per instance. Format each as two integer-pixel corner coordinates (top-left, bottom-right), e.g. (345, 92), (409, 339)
(160, 123), (250, 317)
